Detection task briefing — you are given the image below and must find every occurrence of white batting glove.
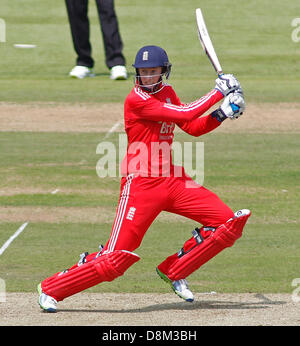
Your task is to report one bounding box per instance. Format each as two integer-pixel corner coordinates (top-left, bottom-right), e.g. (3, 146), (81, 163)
(215, 74), (240, 96)
(211, 92), (245, 122)
(222, 92), (245, 119)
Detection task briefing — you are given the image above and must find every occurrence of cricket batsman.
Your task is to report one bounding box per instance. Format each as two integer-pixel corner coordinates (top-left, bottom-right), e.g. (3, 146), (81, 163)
(38, 45), (251, 312)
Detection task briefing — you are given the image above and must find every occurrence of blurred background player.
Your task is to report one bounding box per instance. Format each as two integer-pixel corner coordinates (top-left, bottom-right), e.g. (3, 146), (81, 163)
(66, 0), (127, 80)
(38, 45), (250, 312)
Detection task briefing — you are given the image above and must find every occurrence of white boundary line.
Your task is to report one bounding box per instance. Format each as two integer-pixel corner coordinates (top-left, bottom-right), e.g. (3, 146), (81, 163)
(104, 121), (120, 139)
(1, 129), (123, 256)
(0, 222), (29, 256)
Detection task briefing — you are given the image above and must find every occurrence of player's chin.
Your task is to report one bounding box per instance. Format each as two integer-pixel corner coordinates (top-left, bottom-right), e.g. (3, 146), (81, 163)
(140, 85), (156, 93)
(142, 83), (155, 91)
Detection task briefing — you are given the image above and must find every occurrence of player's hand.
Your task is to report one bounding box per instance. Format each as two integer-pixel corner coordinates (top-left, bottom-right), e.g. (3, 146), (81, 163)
(234, 85), (244, 96)
(220, 91), (245, 119)
(211, 91), (245, 122)
(215, 74), (240, 96)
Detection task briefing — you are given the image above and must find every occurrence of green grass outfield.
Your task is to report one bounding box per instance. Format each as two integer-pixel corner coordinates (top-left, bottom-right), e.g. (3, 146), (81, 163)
(0, 132), (299, 293)
(0, 0), (299, 295)
(0, 0), (299, 102)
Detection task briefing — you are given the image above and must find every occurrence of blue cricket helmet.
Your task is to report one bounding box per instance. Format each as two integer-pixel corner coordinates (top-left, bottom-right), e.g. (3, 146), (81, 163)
(133, 45), (172, 79)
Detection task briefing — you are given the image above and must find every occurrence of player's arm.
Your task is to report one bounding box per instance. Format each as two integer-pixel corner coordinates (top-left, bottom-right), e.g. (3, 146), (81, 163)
(178, 114), (221, 137)
(178, 91), (245, 137)
(132, 88), (223, 123)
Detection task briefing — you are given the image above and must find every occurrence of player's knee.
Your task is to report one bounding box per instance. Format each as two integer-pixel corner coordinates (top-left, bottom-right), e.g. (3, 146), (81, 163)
(215, 209), (251, 247)
(159, 210), (251, 281)
(94, 250), (140, 282)
(214, 208), (235, 227)
(41, 250), (140, 302)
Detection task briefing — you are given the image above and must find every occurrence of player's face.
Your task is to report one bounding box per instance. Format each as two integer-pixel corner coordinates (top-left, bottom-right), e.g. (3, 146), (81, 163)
(138, 67), (163, 90)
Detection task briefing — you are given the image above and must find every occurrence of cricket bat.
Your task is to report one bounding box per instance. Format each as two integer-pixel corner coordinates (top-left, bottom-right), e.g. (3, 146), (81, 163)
(195, 8), (223, 76)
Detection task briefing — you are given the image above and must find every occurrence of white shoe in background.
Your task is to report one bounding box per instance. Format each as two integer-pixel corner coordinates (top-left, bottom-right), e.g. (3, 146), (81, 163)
(110, 65), (127, 80)
(69, 65), (95, 79)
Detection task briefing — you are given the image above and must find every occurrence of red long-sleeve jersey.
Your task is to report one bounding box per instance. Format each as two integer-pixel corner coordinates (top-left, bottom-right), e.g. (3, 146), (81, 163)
(120, 84), (223, 177)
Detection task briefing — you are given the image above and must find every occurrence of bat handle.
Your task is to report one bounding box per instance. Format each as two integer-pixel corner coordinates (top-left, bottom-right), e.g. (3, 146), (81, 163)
(217, 71), (223, 77)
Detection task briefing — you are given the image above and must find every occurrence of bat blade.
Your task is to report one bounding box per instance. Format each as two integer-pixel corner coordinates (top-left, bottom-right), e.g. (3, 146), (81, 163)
(195, 8), (223, 75)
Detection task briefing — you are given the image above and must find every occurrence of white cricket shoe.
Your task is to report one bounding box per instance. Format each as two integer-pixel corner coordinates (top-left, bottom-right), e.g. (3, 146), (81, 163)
(37, 283), (57, 313)
(69, 65), (95, 79)
(110, 65), (127, 80)
(156, 268), (194, 302)
(172, 279), (194, 302)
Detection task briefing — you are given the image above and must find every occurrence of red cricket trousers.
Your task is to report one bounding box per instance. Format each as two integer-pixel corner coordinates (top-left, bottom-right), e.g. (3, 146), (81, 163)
(103, 172), (234, 254)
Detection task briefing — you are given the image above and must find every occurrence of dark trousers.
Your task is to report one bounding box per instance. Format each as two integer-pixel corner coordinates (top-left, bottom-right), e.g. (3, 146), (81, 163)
(65, 0), (125, 68)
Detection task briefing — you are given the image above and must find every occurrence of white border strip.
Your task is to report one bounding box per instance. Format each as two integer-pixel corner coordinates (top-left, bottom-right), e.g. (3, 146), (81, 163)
(0, 222), (29, 256)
